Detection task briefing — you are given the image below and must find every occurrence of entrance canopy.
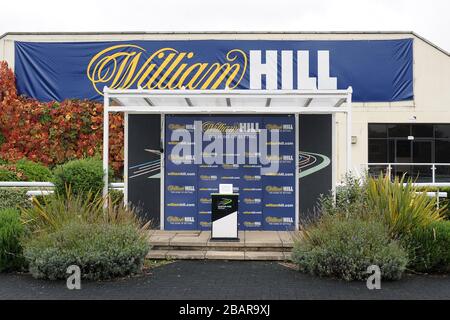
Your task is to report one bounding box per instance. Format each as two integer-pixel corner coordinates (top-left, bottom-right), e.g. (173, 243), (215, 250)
(104, 87), (352, 114)
(102, 87), (353, 200)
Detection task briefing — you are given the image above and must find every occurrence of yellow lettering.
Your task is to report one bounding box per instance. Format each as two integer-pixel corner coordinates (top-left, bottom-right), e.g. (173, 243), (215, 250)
(86, 46), (248, 94)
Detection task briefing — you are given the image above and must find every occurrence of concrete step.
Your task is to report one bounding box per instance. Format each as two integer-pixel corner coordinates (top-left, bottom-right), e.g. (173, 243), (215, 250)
(146, 249), (292, 261)
(146, 231), (297, 261)
(151, 245), (291, 252)
(149, 230), (297, 249)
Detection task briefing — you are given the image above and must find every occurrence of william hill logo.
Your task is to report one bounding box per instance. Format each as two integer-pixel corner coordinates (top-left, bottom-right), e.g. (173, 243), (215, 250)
(223, 164), (239, 169)
(266, 155), (294, 161)
(200, 175), (217, 181)
(203, 121), (239, 133)
(200, 198), (212, 204)
(265, 124), (293, 131)
(87, 45), (337, 95)
(265, 216), (294, 224)
(168, 124), (188, 130)
(243, 175), (261, 181)
(243, 221), (261, 228)
(167, 216), (195, 224)
(265, 186), (294, 193)
(200, 221), (212, 227)
(167, 185), (195, 193)
(87, 45), (247, 94)
(243, 198), (262, 204)
(168, 123), (195, 130)
(168, 154), (194, 162)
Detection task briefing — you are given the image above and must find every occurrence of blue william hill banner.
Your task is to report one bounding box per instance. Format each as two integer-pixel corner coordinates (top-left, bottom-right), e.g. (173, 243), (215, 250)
(14, 39), (413, 102)
(164, 115), (296, 231)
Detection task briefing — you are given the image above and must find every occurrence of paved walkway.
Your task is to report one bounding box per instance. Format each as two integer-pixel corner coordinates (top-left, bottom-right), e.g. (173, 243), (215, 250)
(1, 261), (449, 300)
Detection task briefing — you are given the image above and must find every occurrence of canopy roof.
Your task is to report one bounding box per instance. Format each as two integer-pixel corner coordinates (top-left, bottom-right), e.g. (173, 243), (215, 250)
(104, 87), (353, 114)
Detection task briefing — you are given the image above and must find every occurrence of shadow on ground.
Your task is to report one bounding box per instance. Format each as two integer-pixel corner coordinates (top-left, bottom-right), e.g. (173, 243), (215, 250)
(1, 260), (449, 300)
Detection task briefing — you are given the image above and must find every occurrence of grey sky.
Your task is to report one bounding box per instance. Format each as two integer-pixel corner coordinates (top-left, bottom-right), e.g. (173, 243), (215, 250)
(1, 0), (449, 52)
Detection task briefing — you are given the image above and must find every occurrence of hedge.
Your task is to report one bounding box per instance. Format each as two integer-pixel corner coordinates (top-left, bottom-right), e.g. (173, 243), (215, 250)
(0, 188), (31, 211)
(53, 158), (111, 197)
(403, 221), (450, 273)
(15, 159), (53, 181)
(0, 159), (52, 182)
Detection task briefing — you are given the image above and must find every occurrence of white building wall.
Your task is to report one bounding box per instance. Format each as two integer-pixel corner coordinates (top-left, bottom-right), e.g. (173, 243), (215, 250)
(1, 32), (449, 183)
(349, 35), (450, 180)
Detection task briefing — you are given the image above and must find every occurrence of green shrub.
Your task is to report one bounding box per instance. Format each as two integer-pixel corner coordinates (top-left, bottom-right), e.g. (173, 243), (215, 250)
(0, 209), (25, 272)
(0, 167), (20, 181)
(110, 189), (124, 205)
(0, 163), (27, 181)
(53, 158), (110, 197)
(319, 173), (368, 217)
(292, 215), (408, 281)
(0, 188), (31, 211)
(22, 189), (146, 235)
(403, 221), (450, 273)
(366, 175), (444, 238)
(0, 160), (52, 182)
(15, 159), (52, 181)
(23, 222), (149, 280)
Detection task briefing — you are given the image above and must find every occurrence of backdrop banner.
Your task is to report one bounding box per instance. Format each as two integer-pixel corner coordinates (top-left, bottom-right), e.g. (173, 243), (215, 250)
(164, 114), (296, 231)
(15, 39), (413, 102)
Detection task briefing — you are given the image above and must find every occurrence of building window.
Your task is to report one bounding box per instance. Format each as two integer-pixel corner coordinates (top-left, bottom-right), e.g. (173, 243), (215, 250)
(368, 123), (450, 182)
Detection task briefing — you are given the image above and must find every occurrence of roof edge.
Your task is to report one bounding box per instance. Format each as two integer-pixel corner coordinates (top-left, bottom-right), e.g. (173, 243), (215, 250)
(1, 31), (448, 56)
(410, 31), (449, 57)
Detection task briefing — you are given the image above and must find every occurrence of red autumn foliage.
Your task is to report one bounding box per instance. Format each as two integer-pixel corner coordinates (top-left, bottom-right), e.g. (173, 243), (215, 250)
(0, 61), (124, 175)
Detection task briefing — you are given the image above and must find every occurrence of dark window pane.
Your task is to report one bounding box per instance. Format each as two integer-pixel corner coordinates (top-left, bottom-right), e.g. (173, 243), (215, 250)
(396, 140), (412, 163)
(368, 165), (389, 178)
(368, 124), (387, 138)
(393, 165), (411, 180)
(410, 165), (432, 182)
(435, 165), (450, 182)
(412, 140), (432, 163)
(388, 124), (410, 138)
(368, 139), (387, 163)
(388, 139), (395, 162)
(412, 124), (433, 138)
(435, 140), (450, 163)
(435, 125), (450, 139)
(392, 165), (432, 182)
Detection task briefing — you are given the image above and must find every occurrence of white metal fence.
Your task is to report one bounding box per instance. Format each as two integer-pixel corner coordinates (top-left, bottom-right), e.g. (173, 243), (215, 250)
(364, 163), (450, 185)
(0, 181), (124, 197)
